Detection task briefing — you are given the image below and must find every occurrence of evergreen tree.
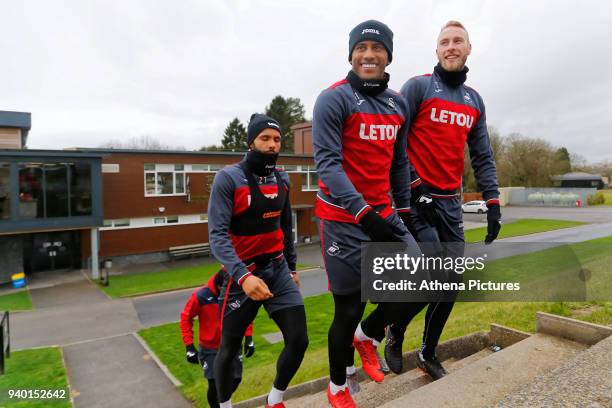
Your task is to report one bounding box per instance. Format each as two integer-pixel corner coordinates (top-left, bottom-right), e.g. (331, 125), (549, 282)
(553, 147), (572, 174)
(220, 118), (248, 151)
(264, 96), (306, 152)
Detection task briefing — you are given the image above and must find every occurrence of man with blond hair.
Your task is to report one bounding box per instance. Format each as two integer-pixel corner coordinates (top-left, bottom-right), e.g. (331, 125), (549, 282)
(382, 20), (501, 379)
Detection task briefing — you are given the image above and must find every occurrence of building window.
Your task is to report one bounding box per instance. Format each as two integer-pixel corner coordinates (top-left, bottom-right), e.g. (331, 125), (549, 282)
(278, 165), (298, 172)
(17, 162), (93, 219)
(157, 172), (174, 194)
(102, 219), (130, 228)
(101, 214), (207, 230)
(0, 163), (10, 220)
(301, 166), (319, 191)
(45, 163), (69, 218)
(19, 163), (44, 218)
(175, 173), (185, 194)
(191, 164), (208, 171)
(145, 173), (156, 195)
(70, 163), (92, 216)
(144, 164), (186, 196)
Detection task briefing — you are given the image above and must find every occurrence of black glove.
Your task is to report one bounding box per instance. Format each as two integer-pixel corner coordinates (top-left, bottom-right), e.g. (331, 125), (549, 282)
(398, 211), (417, 236)
(185, 344), (199, 364)
(243, 336), (255, 358)
(360, 210), (403, 242)
(485, 203), (501, 244)
(410, 185), (439, 227)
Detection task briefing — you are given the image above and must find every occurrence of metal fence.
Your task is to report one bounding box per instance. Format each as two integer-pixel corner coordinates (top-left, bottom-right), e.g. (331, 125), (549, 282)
(507, 188), (597, 207)
(0, 311), (9, 374)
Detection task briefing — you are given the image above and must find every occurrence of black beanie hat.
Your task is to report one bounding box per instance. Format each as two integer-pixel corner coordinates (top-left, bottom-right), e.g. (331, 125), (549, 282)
(247, 114), (282, 146)
(348, 20), (394, 63)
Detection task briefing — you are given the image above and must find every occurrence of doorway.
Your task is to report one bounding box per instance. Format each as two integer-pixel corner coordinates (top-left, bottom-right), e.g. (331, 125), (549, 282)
(23, 230), (81, 273)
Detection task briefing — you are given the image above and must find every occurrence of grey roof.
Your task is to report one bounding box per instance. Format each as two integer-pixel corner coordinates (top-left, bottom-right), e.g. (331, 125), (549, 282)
(0, 149), (105, 159)
(65, 147), (314, 158)
(551, 172), (603, 181)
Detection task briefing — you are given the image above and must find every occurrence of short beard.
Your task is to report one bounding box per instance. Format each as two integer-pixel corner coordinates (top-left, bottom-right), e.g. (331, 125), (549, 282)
(439, 56), (468, 72)
(251, 146), (278, 154)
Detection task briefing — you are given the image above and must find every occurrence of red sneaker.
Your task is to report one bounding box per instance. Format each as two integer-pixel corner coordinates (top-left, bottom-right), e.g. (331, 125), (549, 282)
(327, 384), (357, 408)
(353, 336), (385, 383)
(265, 402), (286, 408)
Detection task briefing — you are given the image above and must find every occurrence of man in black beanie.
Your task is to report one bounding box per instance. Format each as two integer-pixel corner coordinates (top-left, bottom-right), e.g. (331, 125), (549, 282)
(312, 20), (422, 408)
(209, 114), (308, 408)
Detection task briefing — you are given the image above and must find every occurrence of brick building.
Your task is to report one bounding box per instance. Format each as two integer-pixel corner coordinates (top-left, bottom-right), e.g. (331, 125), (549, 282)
(0, 112), (316, 283)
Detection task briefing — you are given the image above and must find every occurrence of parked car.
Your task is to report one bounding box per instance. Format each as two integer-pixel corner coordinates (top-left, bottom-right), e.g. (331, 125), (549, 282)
(462, 200), (488, 214)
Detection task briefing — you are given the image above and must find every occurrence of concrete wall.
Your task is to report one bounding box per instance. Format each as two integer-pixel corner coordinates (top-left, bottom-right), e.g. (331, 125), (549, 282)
(0, 235), (24, 283)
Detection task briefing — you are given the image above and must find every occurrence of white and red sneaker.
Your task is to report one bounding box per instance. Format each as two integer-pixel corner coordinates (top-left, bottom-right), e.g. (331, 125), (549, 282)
(265, 402), (286, 408)
(327, 384), (357, 408)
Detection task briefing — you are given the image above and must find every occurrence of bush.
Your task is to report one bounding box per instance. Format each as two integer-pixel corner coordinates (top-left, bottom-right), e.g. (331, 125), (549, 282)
(587, 192), (605, 205)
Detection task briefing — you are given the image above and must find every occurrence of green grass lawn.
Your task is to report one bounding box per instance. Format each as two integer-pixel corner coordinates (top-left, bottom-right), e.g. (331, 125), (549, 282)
(461, 236), (612, 302)
(99, 263), (222, 298)
(140, 233), (612, 406)
(0, 347), (71, 407)
(0, 290), (33, 311)
(99, 263), (316, 298)
(464, 218), (584, 243)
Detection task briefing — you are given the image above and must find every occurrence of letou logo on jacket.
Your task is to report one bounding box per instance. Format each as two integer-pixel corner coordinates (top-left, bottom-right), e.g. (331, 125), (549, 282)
(359, 123), (400, 141)
(430, 108), (474, 129)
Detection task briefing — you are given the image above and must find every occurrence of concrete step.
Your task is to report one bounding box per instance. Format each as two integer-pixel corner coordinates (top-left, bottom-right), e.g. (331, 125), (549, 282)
(380, 333), (587, 408)
(496, 334), (612, 407)
(287, 348), (494, 408)
(235, 331), (490, 408)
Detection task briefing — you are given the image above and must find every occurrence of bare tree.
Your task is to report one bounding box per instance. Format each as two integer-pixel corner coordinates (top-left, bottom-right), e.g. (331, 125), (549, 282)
(98, 134), (186, 151)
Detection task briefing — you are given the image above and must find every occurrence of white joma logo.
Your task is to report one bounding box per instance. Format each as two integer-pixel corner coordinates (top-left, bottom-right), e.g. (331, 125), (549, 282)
(362, 28), (380, 35)
(418, 196), (433, 204)
(430, 108), (474, 128)
(267, 122), (279, 128)
(359, 124), (400, 141)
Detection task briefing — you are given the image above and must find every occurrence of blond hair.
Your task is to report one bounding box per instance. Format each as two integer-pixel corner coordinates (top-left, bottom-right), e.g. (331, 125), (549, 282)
(439, 20), (470, 42)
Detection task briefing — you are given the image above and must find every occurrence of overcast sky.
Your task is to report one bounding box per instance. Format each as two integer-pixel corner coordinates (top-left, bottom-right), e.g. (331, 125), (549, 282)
(1, 0), (610, 161)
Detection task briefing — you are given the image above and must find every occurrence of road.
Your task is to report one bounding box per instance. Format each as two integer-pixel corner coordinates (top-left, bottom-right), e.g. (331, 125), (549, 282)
(464, 205), (612, 224)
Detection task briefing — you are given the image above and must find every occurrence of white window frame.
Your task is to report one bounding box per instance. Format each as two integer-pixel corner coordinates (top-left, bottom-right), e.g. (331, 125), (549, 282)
(102, 218), (131, 228)
(100, 214), (208, 231)
(301, 165), (319, 192)
(144, 164), (187, 197)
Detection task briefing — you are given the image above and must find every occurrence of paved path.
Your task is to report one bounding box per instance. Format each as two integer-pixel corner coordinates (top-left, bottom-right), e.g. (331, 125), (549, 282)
(64, 334), (191, 408)
(30, 280), (109, 309)
(11, 272), (189, 408)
